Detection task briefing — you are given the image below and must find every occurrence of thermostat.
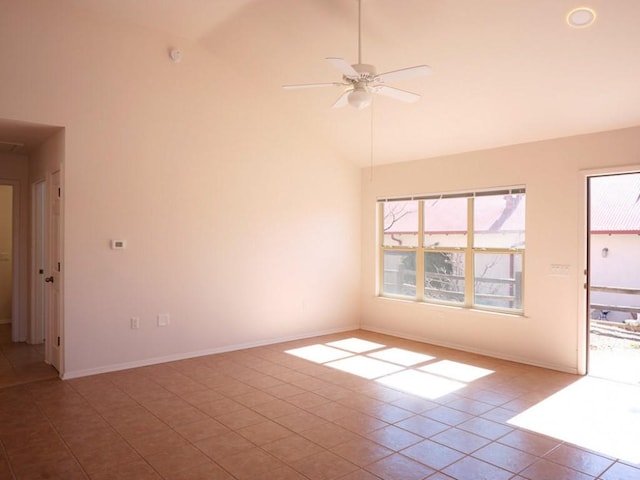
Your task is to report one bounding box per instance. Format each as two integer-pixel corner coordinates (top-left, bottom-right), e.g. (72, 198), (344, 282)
(111, 239), (126, 250)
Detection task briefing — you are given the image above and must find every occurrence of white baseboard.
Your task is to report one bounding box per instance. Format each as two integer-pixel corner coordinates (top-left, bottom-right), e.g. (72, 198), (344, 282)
(62, 324), (360, 380)
(360, 324), (579, 375)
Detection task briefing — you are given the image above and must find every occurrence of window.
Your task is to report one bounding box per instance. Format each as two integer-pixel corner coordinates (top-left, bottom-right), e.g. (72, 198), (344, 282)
(378, 187), (525, 313)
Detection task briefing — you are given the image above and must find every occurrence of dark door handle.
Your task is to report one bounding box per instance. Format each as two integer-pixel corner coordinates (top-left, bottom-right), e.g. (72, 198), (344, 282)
(44, 276), (54, 283)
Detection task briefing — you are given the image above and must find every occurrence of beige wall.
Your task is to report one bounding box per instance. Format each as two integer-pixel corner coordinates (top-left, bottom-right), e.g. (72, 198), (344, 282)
(361, 126), (640, 373)
(0, 1), (360, 377)
(0, 185), (12, 320)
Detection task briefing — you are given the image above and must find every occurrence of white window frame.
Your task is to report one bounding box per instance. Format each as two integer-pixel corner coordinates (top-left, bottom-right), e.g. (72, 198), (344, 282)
(378, 187), (525, 314)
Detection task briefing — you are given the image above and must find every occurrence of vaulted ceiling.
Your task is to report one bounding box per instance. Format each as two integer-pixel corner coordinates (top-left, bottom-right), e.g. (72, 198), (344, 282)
(49, 1), (640, 165)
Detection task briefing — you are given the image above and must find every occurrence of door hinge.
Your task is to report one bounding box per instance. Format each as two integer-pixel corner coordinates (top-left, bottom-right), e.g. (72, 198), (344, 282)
(57, 262), (61, 272)
(57, 187), (61, 198)
(57, 336), (60, 347)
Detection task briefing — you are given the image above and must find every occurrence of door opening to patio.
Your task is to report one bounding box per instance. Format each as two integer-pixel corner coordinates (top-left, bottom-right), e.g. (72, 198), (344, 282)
(587, 172), (640, 384)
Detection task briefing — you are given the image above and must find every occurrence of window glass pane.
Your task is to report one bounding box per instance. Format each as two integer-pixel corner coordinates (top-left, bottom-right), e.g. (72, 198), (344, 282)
(424, 197), (467, 248)
(382, 201), (419, 248)
(424, 252), (465, 304)
(473, 193), (525, 249)
(383, 251), (416, 297)
(474, 253), (523, 310)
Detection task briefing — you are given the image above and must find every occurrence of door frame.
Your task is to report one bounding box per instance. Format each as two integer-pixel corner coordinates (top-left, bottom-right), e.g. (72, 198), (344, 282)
(30, 179), (46, 345)
(578, 165), (640, 375)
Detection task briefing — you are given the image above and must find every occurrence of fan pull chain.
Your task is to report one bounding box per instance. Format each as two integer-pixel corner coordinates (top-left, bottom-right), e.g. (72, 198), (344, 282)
(369, 96), (374, 181)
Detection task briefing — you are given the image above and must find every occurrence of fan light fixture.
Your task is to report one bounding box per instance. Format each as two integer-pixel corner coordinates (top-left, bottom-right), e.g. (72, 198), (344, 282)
(567, 7), (596, 28)
(348, 87), (372, 109)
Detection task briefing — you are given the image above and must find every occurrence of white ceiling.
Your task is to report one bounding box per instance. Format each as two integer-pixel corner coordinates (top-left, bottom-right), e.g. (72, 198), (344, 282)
(47, 1), (640, 165)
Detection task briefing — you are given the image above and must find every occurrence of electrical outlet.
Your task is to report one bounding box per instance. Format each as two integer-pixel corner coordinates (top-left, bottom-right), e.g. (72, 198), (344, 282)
(130, 317), (140, 329)
(157, 313), (170, 327)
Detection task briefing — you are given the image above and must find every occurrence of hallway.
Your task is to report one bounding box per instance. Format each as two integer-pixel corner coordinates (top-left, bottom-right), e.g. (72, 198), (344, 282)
(0, 324), (57, 389)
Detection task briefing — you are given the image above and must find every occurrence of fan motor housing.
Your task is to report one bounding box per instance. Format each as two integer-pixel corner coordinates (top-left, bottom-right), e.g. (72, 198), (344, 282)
(351, 63), (377, 81)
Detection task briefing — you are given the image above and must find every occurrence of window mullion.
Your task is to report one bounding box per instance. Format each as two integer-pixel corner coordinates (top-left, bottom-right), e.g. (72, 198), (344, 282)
(416, 200), (425, 301)
(465, 197), (474, 308)
(377, 203), (384, 296)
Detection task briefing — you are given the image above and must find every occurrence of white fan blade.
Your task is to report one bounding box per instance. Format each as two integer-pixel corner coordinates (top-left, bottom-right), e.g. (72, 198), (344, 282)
(374, 85), (421, 103)
(326, 58), (359, 78)
(282, 82), (345, 90)
(331, 89), (352, 108)
(375, 65), (433, 83)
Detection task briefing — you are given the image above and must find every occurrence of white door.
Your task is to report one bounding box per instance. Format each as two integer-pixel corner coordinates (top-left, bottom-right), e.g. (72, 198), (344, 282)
(45, 171), (62, 372)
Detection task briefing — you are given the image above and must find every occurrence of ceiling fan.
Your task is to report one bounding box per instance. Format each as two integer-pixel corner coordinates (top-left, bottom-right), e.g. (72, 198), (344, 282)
(282, 0), (433, 110)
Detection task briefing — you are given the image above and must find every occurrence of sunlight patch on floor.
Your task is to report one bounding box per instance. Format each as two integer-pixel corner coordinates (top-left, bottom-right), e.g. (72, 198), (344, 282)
(367, 347), (435, 366)
(419, 360), (494, 382)
(508, 376), (640, 464)
(326, 338), (386, 353)
(285, 344), (353, 363)
(325, 355), (405, 379)
(377, 369), (466, 399)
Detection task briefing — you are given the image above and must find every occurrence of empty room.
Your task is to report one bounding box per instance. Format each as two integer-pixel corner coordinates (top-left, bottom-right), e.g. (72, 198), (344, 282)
(0, 1), (639, 479)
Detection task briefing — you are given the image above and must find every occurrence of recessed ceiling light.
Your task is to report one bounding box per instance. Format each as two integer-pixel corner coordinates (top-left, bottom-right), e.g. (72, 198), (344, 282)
(567, 7), (596, 28)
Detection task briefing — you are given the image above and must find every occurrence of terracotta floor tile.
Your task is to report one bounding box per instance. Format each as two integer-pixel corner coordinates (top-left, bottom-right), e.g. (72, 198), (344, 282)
(544, 443), (615, 477)
(262, 434), (325, 463)
(214, 405), (266, 429)
(89, 457), (162, 480)
(365, 424), (424, 451)
(472, 441), (538, 473)
(286, 391), (331, 409)
(275, 410), (329, 433)
(445, 397), (495, 416)
(431, 428), (492, 454)
(310, 401), (355, 421)
(456, 416), (513, 440)
(395, 415), (449, 438)
(172, 417), (230, 443)
(267, 464), (311, 479)
(363, 402), (414, 423)
(600, 461), (640, 480)
(364, 452), (434, 480)
(216, 446), (285, 480)
(194, 430), (254, 461)
(498, 429), (562, 457)
(129, 427), (190, 457)
(422, 405), (475, 426)
(339, 469), (385, 480)
(290, 450), (360, 480)
(401, 439), (465, 470)
(197, 397), (246, 417)
(301, 422), (362, 448)
(443, 455), (513, 480)
(251, 397), (303, 419)
(145, 444), (211, 477)
(330, 437), (394, 467)
(520, 458), (595, 480)
(263, 382), (307, 399)
(73, 439), (142, 475)
(236, 419), (292, 445)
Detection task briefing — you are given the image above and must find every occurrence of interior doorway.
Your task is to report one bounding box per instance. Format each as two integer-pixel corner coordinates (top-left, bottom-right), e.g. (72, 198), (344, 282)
(0, 185), (13, 326)
(587, 172), (640, 385)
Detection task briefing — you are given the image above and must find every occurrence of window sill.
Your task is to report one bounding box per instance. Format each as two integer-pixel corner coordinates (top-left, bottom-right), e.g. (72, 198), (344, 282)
(373, 295), (528, 319)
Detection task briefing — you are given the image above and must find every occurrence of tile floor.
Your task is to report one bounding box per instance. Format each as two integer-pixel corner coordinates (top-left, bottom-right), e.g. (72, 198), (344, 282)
(0, 324), (58, 389)
(1, 329), (639, 480)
